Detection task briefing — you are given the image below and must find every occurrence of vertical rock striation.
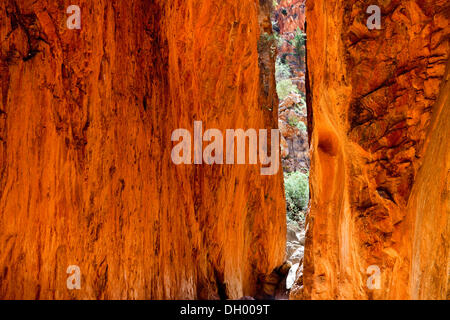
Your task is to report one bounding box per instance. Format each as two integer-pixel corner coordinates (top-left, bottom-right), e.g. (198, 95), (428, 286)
(294, 0), (450, 300)
(0, 0), (285, 299)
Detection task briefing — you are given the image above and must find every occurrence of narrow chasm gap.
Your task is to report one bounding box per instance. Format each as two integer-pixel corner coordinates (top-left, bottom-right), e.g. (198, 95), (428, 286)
(272, 0), (309, 299)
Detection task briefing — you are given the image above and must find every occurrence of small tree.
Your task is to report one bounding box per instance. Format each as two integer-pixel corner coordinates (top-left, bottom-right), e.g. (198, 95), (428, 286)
(284, 171), (309, 222)
(292, 28), (306, 69)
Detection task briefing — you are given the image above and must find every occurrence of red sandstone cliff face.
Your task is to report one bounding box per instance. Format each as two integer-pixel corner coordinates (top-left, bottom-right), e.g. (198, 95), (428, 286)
(0, 0), (285, 299)
(274, 0), (306, 35)
(273, 0), (306, 79)
(291, 0), (450, 300)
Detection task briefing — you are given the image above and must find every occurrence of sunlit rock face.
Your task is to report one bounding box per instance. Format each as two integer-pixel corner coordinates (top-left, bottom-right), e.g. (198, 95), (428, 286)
(273, 0), (306, 80)
(0, 0), (286, 299)
(274, 0), (306, 34)
(293, 0), (450, 300)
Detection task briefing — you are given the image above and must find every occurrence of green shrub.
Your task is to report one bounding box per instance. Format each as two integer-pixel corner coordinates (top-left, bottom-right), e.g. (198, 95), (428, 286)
(275, 57), (299, 101)
(288, 117), (296, 127)
(287, 117), (306, 132)
(284, 171), (309, 222)
(296, 121), (307, 132)
(293, 27), (306, 66)
(276, 79), (299, 100)
(275, 58), (291, 82)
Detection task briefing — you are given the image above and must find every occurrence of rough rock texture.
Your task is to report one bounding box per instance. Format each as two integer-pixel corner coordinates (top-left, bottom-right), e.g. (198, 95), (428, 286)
(274, 0), (308, 174)
(273, 0), (306, 79)
(274, 0), (306, 35)
(0, 0), (285, 299)
(292, 0), (450, 300)
(286, 221), (305, 266)
(279, 97), (309, 173)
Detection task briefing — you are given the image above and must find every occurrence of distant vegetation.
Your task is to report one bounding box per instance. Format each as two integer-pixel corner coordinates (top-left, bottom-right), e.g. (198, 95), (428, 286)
(272, 3), (310, 224)
(275, 58), (299, 100)
(292, 28), (306, 68)
(288, 117), (307, 132)
(277, 79), (299, 100)
(275, 58), (291, 81)
(284, 171), (309, 222)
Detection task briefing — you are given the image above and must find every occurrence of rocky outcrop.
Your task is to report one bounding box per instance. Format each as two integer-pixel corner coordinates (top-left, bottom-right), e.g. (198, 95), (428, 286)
(273, 0), (306, 34)
(286, 222), (305, 265)
(293, 0), (450, 300)
(273, 0), (306, 80)
(279, 94), (309, 173)
(0, 0), (285, 299)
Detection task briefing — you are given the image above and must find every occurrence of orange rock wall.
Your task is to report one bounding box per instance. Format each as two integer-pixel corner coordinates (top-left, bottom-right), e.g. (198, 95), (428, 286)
(0, 0), (285, 299)
(300, 0), (450, 299)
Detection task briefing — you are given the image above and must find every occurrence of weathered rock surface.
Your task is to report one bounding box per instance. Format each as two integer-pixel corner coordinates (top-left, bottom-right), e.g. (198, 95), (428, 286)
(274, 0), (306, 35)
(273, 0), (307, 84)
(294, 0), (450, 300)
(0, 0), (286, 299)
(286, 263), (299, 290)
(285, 222), (305, 265)
(279, 94), (309, 173)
